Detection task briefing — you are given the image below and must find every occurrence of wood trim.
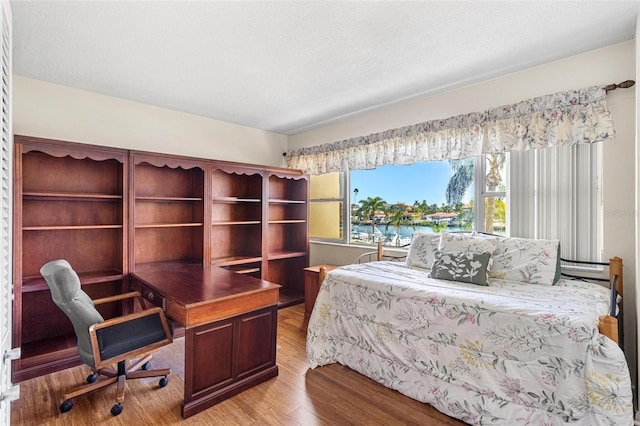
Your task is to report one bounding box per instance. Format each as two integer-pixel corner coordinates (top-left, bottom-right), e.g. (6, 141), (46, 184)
(15, 135), (128, 162)
(598, 315), (618, 343)
(130, 150), (207, 170)
(92, 291), (141, 306)
(609, 256), (623, 297)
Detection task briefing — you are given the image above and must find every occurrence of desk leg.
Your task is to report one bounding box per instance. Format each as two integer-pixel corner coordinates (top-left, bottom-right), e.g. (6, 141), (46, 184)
(181, 305), (279, 418)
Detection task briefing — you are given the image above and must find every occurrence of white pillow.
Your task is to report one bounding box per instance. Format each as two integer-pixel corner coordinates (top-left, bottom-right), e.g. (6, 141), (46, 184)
(405, 232), (441, 269)
(438, 232), (497, 255)
(490, 237), (559, 286)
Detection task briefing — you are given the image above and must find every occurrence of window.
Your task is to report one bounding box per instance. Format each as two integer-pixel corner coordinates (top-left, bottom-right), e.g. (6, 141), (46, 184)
(475, 154), (507, 235)
(309, 145), (601, 258)
(309, 172), (345, 241)
(309, 156), (505, 246)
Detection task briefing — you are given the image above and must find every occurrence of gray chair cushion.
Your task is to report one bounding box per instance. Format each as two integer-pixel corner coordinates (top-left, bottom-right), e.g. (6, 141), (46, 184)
(40, 260), (104, 368)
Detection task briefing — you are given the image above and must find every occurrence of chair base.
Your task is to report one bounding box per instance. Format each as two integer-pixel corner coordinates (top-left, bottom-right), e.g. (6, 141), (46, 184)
(60, 354), (170, 415)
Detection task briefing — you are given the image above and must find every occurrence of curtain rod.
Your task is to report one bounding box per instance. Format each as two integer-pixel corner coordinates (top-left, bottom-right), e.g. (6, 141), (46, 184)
(605, 79), (635, 92)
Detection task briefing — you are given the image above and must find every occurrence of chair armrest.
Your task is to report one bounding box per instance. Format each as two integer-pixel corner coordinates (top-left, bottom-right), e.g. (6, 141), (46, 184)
(89, 307), (173, 369)
(93, 291), (142, 306)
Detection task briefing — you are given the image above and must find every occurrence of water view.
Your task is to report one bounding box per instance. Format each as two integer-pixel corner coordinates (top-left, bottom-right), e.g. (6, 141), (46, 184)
(351, 223), (467, 246)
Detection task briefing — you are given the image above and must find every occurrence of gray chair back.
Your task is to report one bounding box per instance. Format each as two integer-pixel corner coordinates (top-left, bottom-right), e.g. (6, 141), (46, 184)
(40, 259), (104, 368)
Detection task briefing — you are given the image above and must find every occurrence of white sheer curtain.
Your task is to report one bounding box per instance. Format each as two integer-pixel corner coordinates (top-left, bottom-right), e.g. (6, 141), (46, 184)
(509, 143), (602, 262)
(287, 86), (615, 175)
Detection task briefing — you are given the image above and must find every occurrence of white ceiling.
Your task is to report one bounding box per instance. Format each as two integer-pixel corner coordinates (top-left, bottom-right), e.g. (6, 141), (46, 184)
(10, 1), (640, 135)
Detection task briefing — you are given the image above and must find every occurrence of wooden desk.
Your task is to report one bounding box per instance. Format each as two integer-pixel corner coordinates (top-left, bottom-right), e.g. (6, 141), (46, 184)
(131, 262), (281, 418)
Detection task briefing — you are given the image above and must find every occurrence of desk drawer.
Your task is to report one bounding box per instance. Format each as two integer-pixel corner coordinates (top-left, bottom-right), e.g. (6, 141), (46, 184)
(131, 279), (165, 310)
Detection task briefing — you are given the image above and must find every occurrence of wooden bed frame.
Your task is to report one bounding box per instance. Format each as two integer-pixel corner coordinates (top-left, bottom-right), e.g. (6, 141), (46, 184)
(319, 241), (624, 344)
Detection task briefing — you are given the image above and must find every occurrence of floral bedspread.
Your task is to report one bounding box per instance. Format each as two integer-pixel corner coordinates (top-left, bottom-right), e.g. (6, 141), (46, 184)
(306, 262), (633, 425)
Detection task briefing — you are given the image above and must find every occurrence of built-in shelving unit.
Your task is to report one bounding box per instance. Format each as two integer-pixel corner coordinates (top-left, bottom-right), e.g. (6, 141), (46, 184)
(12, 137), (308, 382)
(267, 174), (309, 307)
(13, 136), (129, 382)
(131, 153), (205, 267)
(211, 167), (263, 279)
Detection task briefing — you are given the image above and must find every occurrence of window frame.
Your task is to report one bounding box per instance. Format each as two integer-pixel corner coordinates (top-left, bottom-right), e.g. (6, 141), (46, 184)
(474, 154), (508, 234)
(308, 172), (350, 244)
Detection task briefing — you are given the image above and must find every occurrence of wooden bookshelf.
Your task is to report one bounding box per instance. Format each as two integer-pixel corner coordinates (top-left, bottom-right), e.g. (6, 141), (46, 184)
(266, 174), (309, 307)
(12, 136), (129, 382)
(12, 136), (309, 382)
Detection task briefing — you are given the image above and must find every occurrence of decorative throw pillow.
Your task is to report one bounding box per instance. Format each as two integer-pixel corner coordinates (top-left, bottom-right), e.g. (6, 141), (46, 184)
(439, 232), (497, 256)
(429, 250), (492, 286)
(405, 232), (441, 269)
(489, 237), (560, 286)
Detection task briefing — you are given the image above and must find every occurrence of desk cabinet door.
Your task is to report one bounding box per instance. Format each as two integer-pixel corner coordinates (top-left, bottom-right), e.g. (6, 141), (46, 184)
(185, 305), (277, 402)
(190, 318), (235, 396)
(236, 308), (277, 380)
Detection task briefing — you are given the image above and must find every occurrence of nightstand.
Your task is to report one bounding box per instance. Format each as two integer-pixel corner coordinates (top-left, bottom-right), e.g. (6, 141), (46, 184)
(304, 264), (337, 321)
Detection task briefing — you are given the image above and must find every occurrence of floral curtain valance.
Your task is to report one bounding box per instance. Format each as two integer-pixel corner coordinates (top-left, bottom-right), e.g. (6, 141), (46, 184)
(286, 86), (615, 175)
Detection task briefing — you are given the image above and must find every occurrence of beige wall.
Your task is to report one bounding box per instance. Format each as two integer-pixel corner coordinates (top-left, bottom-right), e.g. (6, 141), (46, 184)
(290, 40), (638, 389)
(13, 76), (288, 166)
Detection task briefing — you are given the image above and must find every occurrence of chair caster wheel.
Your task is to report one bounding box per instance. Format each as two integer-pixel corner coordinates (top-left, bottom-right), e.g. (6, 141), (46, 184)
(142, 361), (151, 370)
(159, 376), (169, 387)
(59, 400), (73, 413)
(111, 403), (123, 416)
(86, 373), (98, 383)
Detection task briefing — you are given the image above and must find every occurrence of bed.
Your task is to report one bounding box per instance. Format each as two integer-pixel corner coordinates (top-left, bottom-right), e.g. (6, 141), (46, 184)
(306, 232), (633, 425)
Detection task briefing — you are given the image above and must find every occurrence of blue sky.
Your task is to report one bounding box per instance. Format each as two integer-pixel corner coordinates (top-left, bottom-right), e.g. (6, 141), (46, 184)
(351, 161), (471, 207)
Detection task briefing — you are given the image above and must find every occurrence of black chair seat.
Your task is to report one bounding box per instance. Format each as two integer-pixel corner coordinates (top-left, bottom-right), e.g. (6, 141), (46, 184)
(97, 313), (168, 360)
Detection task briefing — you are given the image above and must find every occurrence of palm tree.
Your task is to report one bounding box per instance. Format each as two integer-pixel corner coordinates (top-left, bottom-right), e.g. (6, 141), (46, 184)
(358, 196), (387, 240)
(484, 154), (505, 233)
(430, 221), (448, 234)
(385, 209), (415, 246)
(445, 157), (474, 206)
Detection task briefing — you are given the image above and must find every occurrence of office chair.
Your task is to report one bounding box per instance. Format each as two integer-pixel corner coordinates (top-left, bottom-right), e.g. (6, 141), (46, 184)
(40, 259), (173, 416)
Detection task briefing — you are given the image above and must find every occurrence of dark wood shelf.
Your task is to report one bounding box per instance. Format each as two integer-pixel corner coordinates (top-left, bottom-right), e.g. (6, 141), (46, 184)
(278, 288), (304, 308)
(22, 269), (126, 292)
(212, 220), (261, 226)
(212, 256), (263, 267)
(23, 191), (122, 201)
(268, 250), (307, 260)
(268, 219), (306, 224)
(268, 198), (306, 204)
(23, 224), (123, 231)
(211, 196), (261, 203)
(135, 223), (203, 228)
(136, 196), (204, 202)
(223, 265), (261, 275)
(19, 334), (79, 366)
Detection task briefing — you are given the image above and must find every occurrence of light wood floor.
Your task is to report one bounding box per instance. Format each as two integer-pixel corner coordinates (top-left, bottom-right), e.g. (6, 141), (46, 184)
(11, 304), (465, 425)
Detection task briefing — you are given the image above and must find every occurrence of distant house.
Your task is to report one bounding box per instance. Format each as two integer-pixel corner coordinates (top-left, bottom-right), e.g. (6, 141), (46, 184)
(427, 212), (458, 224)
(373, 212), (387, 223)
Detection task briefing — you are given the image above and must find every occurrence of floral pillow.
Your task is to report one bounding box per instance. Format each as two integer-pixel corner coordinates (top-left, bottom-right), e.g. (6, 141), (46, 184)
(405, 232), (441, 269)
(489, 237), (560, 286)
(438, 232), (497, 256)
(429, 250), (492, 286)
